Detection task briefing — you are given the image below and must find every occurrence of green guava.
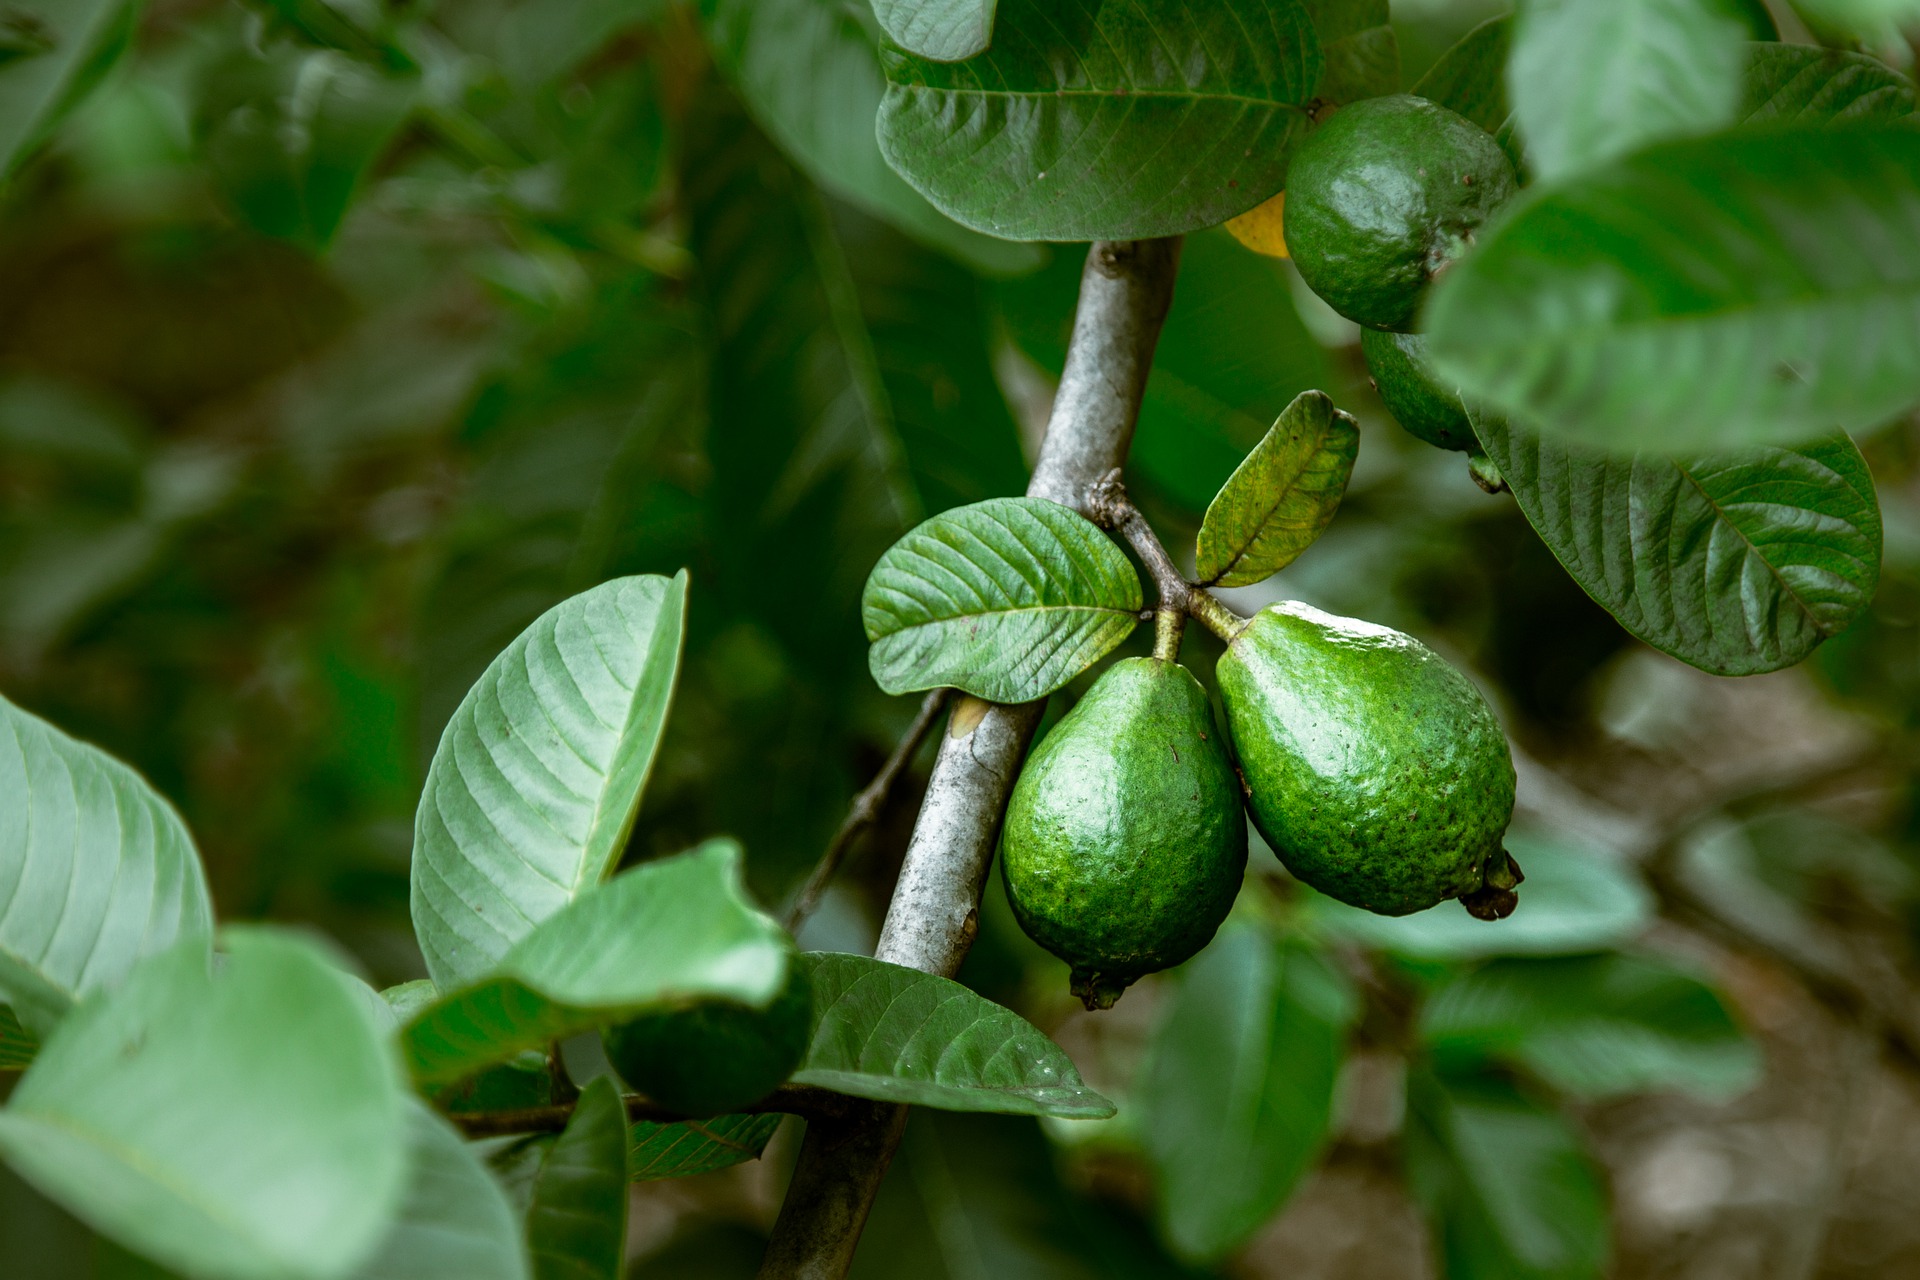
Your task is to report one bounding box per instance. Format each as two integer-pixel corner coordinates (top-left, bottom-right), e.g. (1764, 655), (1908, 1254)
(1361, 327), (1505, 491)
(1283, 95), (1518, 332)
(602, 963), (812, 1116)
(1216, 601), (1520, 918)
(1001, 657), (1247, 1009)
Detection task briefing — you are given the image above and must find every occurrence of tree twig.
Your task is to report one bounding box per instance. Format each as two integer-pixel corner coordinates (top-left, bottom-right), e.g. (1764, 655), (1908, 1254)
(1086, 470), (1247, 645)
(755, 237), (1184, 1280)
(449, 1083), (853, 1139)
(784, 688), (953, 933)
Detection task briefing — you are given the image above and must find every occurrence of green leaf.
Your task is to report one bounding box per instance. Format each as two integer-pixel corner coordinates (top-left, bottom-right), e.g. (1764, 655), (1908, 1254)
(194, 43), (417, 250)
(871, 0), (997, 63)
(1796, 0), (1920, 37)
(1426, 127), (1920, 451)
(1475, 417), (1882, 676)
(792, 952), (1116, 1118)
(411, 572), (688, 991)
(1422, 954), (1761, 1101)
(0, 1004), (35, 1069)
(1412, 15), (1511, 135)
(1310, 830), (1653, 959)
(1405, 1071), (1610, 1280)
(862, 497), (1143, 704)
(1195, 390), (1358, 588)
(1303, 0), (1399, 105)
(1508, 0), (1745, 182)
(1138, 924), (1357, 1262)
(0, 691), (213, 1036)
(877, 0), (1323, 241)
(527, 1077), (629, 1280)
(403, 841), (791, 1087)
(698, 0), (1036, 275)
(628, 1113), (784, 1181)
(353, 1101), (532, 1280)
(1741, 43), (1916, 123)
(0, 0), (137, 178)
(0, 929), (411, 1280)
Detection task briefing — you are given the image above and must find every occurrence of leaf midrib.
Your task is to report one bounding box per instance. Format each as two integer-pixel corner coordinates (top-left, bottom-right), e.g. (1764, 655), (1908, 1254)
(1670, 460), (1830, 634)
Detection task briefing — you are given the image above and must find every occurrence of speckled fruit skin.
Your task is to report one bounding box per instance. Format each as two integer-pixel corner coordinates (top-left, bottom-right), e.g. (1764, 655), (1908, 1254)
(602, 964), (811, 1116)
(1283, 95), (1518, 332)
(1361, 328), (1477, 453)
(1218, 602), (1515, 916)
(1001, 657), (1247, 1008)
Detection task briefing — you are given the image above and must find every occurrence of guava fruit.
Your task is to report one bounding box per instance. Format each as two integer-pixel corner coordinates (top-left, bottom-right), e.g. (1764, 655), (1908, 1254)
(1283, 95), (1518, 332)
(1216, 601), (1519, 918)
(1001, 657), (1247, 1009)
(1361, 327), (1505, 491)
(602, 963), (812, 1116)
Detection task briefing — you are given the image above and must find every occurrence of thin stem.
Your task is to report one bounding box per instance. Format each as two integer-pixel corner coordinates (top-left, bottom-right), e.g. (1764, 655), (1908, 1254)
(1151, 608), (1186, 663)
(1190, 591), (1248, 643)
(784, 688), (953, 933)
(449, 1083), (851, 1139)
(1086, 470), (1248, 646)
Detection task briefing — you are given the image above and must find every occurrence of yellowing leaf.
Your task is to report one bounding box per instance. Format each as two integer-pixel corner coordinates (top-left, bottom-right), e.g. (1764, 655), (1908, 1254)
(1226, 191), (1289, 259)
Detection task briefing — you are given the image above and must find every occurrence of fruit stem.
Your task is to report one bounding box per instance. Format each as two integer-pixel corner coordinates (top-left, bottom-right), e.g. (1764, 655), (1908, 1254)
(1087, 469), (1191, 614)
(1152, 607), (1186, 662)
(1189, 591), (1247, 643)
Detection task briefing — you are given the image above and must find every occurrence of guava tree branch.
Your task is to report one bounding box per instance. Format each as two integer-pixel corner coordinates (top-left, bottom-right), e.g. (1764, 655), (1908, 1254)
(1087, 472), (1246, 644)
(755, 237), (1183, 1280)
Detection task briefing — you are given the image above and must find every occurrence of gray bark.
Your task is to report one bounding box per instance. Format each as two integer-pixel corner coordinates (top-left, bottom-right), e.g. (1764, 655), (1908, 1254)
(755, 237), (1182, 1280)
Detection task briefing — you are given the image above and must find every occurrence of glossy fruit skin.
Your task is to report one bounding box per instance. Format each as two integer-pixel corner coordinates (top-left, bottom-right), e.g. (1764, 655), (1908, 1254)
(602, 963), (811, 1116)
(1362, 327), (1477, 453)
(1218, 602), (1515, 916)
(1283, 95), (1518, 332)
(1001, 657), (1247, 1008)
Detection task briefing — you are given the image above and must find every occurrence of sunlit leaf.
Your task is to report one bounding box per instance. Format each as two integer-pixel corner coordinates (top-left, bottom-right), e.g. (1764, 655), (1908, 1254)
(1422, 954), (1761, 1101)
(0, 692), (212, 1036)
(1508, 0), (1745, 181)
(404, 842), (792, 1087)
(353, 1102), (531, 1280)
(411, 573), (687, 991)
(527, 1077), (629, 1280)
(1476, 417), (1882, 676)
(878, 0), (1322, 240)
(862, 497), (1142, 704)
(0, 929), (411, 1280)
(1196, 391), (1358, 588)
(1405, 1070), (1610, 1280)
(792, 953), (1115, 1118)
(629, 1113), (783, 1181)
(1139, 925), (1357, 1261)
(1426, 127), (1920, 451)
(0, 0), (137, 178)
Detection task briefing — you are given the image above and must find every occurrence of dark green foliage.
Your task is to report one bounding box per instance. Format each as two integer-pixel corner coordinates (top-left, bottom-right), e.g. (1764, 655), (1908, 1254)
(603, 966), (812, 1117)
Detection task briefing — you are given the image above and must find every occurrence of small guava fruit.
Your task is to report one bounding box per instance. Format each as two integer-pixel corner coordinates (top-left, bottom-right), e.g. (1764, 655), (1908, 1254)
(602, 963), (812, 1116)
(1001, 656), (1247, 1010)
(1283, 95), (1518, 332)
(1216, 601), (1519, 918)
(1361, 327), (1505, 492)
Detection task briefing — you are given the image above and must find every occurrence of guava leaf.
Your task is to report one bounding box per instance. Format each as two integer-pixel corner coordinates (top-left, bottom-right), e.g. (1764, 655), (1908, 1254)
(1405, 1070), (1611, 1280)
(403, 841), (791, 1087)
(527, 1077), (629, 1280)
(1309, 830), (1653, 959)
(1195, 390), (1358, 588)
(870, 0), (997, 63)
(411, 572), (687, 992)
(0, 0), (137, 179)
(0, 929), (411, 1280)
(791, 953), (1116, 1118)
(698, 0), (1037, 275)
(877, 0), (1322, 241)
(1426, 127), (1920, 451)
(1422, 954), (1760, 1102)
(353, 1101), (532, 1280)
(1303, 0), (1398, 105)
(1475, 416), (1882, 676)
(862, 497), (1142, 704)
(1508, 0), (1746, 182)
(1412, 15), (1511, 135)
(0, 691), (213, 1037)
(629, 1113), (784, 1181)
(0, 1004), (35, 1069)
(1740, 42), (1916, 123)
(1138, 924), (1357, 1262)
(195, 43), (418, 250)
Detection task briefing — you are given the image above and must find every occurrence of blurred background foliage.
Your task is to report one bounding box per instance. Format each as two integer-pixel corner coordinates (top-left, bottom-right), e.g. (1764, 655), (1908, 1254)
(5, 0), (1920, 1276)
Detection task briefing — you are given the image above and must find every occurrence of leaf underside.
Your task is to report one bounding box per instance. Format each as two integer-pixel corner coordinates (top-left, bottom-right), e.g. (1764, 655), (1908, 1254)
(352, 1101), (531, 1280)
(1477, 417), (1882, 676)
(871, 0), (998, 64)
(862, 496), (1142, 704)
(1196, 389), (1358, 588)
